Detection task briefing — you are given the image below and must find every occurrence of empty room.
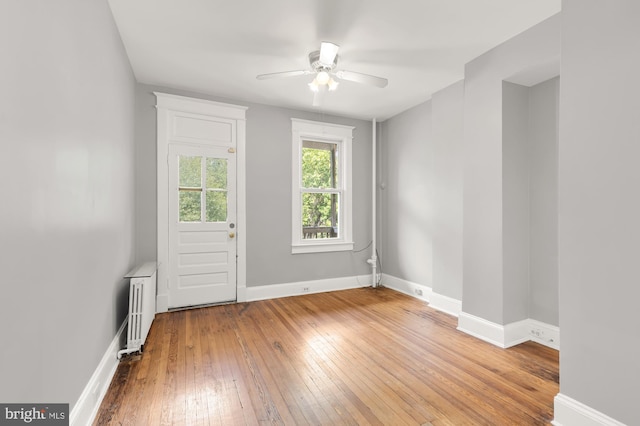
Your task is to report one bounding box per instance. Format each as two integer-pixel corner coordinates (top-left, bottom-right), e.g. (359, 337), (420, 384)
(1, 1), (638, 425)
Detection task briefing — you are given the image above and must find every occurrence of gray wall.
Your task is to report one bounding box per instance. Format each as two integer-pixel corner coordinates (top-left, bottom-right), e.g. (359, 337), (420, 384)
(380, 38), (558, 321)
(462, 14), (561, 324)
(135, 85), (373, 287)
(529, 77), (559, 326)
(379, 102), (433, 286)
(500, 78), (559, 326)
(559, 1), (640, 423)
(502, 81), (531, 324)
(378, 81), (465, 302)
(0, 0), (136, 406)
(432, 81), (464, 300)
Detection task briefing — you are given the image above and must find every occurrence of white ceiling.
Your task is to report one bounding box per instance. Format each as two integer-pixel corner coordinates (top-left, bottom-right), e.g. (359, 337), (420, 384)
(108, 0), (560, 121)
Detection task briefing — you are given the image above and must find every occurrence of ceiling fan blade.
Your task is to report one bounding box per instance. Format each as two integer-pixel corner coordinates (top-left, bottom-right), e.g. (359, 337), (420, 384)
(319, 42), (340, 66)
(335, 70), (388, 88)
(256, 70), (311, 80)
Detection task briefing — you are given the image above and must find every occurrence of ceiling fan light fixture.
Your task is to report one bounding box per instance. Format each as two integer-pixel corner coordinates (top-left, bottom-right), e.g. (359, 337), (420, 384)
(316, 71), (330, 85)
(257, 41), (387, 101)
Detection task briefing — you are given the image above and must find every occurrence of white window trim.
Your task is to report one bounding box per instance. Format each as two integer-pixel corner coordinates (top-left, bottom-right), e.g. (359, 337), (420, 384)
(291, 118), (354, 254)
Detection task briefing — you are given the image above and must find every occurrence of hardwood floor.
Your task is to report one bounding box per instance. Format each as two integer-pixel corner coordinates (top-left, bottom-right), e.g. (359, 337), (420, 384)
(95, 287), (559, 425)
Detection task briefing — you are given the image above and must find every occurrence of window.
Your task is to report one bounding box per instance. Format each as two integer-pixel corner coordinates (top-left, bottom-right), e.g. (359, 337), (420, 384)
(178, 155), (228, 223)
(292, 119), (354, 253)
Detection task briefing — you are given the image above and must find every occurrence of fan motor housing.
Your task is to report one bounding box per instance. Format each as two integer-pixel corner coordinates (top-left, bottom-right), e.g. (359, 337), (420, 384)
(309, 50), (338, 72)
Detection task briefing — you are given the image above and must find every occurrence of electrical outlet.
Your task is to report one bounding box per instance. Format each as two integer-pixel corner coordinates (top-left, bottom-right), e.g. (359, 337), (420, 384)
(415, 288), (423, 296)
(302, 287), (310, 293)
(529, 325), (558, 346)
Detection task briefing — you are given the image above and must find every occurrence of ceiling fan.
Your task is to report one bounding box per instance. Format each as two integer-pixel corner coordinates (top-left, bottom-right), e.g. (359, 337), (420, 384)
(256, 42), (388, 106)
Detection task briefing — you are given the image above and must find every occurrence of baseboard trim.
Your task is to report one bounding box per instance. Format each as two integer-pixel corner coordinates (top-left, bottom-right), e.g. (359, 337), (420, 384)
(552, 393), (626, 426)
(504, 319), (532, 348)
(428, 291), (462, 317)
(246, 275), (371, 302)
(458, 313), (559, 350)
(380, 273), (431, 303)
(458, 312), (511, 348)
(70, 319), (127, 426)
(528, 319), (560, 350)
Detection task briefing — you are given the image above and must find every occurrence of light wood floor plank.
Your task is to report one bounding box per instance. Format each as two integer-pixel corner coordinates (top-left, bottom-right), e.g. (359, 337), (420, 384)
(95, 287), (559, 425)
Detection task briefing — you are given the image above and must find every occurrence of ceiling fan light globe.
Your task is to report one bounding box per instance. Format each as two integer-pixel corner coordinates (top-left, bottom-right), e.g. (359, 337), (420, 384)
(328, 78), (339, 91)
(308, 80), (319, 92)
(316, 71), (330, 85)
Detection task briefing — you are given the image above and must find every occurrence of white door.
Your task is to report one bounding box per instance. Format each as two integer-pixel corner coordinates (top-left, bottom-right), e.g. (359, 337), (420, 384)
(167, 144), (236, 308)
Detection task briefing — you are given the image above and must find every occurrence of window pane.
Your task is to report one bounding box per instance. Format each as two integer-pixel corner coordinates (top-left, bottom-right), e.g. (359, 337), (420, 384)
(206, 190), (227, 222)
(179, 191), (201, 222)
(302, 141), (338, 189)
(206, 158), (227, 189)
(302, 192), (339, 239)
(179, 156), (201, 187)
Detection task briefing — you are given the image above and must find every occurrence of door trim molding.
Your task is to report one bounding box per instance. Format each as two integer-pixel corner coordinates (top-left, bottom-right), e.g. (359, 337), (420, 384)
(155, 93), (248, 312)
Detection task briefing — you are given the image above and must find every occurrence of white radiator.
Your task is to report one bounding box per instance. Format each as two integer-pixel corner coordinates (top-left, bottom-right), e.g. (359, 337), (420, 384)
(117, 262), (157, 359)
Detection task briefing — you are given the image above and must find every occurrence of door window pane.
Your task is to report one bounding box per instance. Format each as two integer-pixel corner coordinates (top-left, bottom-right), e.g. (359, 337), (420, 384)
(302, 141), (338, 189)
(206, 190), (227, 222)
(179, 156), (201, 187)
(178, 155), (228, 223)
(179, 191), (201, 222)
(302, 192), (339, 239)
(206, 158), (227, 189)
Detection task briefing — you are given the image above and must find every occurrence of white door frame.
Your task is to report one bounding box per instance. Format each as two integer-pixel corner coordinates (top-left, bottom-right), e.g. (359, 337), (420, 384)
(155, 93), (248, 312)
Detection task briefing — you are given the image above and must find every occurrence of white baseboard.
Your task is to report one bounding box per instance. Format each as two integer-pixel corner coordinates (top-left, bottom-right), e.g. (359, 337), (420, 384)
(381, 274), (465, 318)
(428, 291), (462, 317)
(458, 312), (513, 348)
(458, 313), (559, 350)
(553, 393), (626, 426)
(70, 319), (127, 426)
(504, 319), (532, 348)
(528, 319), (560, 350)
(246, 275), (371, 302)
(380, 273), (432, 303)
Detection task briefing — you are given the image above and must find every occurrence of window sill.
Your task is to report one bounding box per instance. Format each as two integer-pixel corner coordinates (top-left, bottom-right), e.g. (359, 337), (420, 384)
(292, 241), (354, 254)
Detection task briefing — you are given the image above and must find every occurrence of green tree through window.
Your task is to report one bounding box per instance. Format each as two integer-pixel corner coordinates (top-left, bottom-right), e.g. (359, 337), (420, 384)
(178, 155), (228, 223)
(301, 141), (338, 238)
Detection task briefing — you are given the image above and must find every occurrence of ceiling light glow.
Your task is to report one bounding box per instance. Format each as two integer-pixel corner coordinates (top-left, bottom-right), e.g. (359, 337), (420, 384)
(316, 71), (330, 85)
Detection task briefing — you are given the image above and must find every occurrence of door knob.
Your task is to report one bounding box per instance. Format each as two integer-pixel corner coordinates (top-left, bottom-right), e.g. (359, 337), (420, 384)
(229, 232), (235, 238)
